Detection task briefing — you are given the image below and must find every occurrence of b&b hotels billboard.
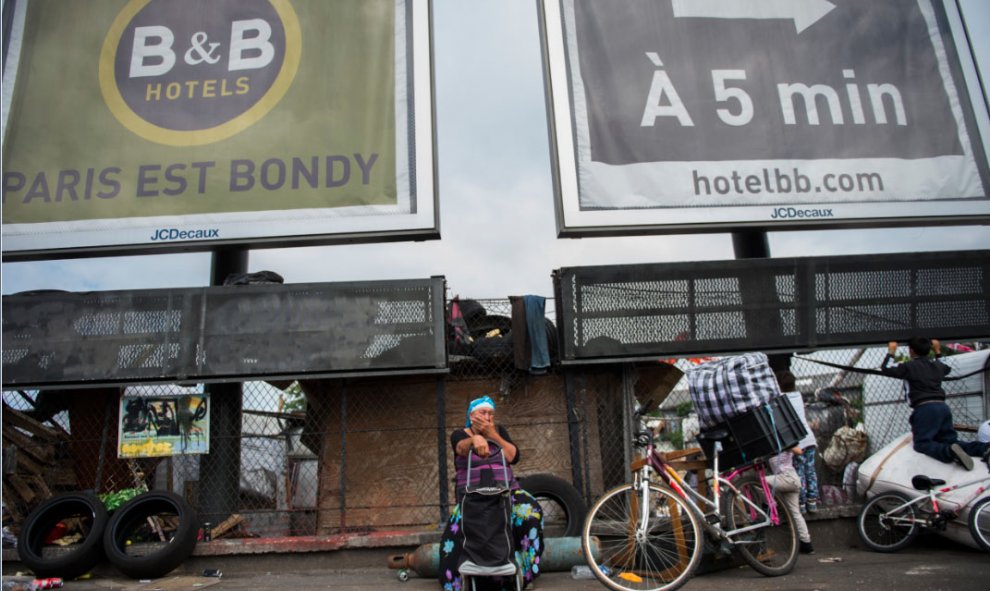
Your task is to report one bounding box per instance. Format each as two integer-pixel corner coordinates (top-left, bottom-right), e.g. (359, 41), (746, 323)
(1, 0), (436, 256)
(542, 0), (990, 235)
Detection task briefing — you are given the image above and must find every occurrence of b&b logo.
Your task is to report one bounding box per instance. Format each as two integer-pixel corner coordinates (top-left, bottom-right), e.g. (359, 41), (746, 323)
(100, 0), (300, 146)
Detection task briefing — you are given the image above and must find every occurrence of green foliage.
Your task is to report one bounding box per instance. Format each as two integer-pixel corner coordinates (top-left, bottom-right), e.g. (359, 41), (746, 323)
(657, 419), (686, 449)
(665, 429), (685, 449)
(99, 487), (145, 512)
(282, 381), (306, 412)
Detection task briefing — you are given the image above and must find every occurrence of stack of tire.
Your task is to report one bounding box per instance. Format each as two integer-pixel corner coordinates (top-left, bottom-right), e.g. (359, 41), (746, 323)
(17, 490), (198, 580)
(453, 299), (559, 367)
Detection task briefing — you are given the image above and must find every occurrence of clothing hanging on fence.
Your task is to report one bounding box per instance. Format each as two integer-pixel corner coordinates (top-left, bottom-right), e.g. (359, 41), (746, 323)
(510, 295), (550, 375)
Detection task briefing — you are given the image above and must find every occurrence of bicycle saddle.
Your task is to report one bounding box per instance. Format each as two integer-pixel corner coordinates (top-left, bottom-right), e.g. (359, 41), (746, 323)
(697, 428), (731, 442)
(911, 475), (946, 490)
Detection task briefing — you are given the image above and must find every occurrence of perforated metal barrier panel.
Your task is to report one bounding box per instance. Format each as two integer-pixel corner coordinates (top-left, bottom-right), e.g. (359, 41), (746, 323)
(554, 251), (990, 363)
(2, 277), (447, 388)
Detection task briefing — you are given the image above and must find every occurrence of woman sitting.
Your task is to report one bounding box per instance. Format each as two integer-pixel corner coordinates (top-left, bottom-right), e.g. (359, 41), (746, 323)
(438, 396), (544, 591)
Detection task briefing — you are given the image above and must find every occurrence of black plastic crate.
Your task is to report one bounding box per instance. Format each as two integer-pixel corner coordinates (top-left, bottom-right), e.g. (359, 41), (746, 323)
(698, 395), (807, 470)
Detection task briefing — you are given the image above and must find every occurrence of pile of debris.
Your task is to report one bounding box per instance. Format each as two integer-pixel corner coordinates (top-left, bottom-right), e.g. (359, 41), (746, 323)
(2, 404), (77, 526)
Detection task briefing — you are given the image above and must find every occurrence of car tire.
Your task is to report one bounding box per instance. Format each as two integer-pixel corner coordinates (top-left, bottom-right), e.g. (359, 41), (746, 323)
(17, 491), (108, 579)
(517, 473), (587, 537)
(103, 491), (198, 579)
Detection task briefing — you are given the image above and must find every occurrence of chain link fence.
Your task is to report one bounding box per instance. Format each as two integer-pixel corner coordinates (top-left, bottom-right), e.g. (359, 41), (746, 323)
(3, 298), (988, 541)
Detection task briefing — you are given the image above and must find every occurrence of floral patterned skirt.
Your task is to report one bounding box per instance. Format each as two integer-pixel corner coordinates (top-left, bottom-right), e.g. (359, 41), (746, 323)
(438, 489), (544, 591)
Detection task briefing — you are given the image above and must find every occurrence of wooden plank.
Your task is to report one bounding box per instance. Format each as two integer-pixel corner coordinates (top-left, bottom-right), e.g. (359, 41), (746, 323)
(6, 474), (37, 506)
(25, 474), (51, 500)
(211, 514), (244, 539)
(1, 404), (65, 441)
(664, 447), (704, 461)
(1, 428), (53, 464)
(4, 444), (44, 477)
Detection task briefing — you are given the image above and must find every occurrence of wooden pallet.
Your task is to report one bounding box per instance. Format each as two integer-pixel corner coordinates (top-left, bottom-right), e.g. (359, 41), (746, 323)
(2, 403), (76, 524)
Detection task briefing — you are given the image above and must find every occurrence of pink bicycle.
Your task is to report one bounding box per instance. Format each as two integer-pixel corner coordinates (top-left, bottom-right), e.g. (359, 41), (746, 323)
(581, 400), (798, 591)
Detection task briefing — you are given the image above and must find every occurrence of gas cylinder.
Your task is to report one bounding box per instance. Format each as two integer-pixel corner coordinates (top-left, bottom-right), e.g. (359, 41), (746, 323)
(388, 536), (599, 579)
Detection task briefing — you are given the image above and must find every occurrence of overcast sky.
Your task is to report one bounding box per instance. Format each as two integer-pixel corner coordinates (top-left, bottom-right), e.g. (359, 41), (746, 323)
(3, 0), (990, 298)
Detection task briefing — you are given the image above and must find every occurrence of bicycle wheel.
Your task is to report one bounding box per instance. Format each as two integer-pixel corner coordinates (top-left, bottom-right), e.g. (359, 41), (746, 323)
(583, 482), (703, 591)
(857, 491), (918, 553)
(726, 476), (798, 576)
(967, 495), (990, 552)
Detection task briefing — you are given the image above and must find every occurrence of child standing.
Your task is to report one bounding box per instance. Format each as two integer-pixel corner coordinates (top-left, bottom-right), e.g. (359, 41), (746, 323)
(766, 448), (815, 554)
(777, 370), (819, 513)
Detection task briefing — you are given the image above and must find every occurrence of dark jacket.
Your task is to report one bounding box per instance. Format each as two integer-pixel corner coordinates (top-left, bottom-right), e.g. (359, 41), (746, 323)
(880, 354), (951, 408)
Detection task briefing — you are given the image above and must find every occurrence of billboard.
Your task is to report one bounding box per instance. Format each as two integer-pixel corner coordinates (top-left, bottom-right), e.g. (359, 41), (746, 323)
(1, 0), (436, 257)
(542, 0), (990, 235)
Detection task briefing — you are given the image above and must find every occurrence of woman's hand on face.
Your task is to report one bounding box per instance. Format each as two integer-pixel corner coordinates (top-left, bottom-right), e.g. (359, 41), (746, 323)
(480, 422), (497, 439)
(472, 413), (497, 438)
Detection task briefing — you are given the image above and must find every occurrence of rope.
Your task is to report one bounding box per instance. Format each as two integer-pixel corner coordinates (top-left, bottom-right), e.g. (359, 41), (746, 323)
(862, 435), (912, 497)
(793, 355), (989, 381)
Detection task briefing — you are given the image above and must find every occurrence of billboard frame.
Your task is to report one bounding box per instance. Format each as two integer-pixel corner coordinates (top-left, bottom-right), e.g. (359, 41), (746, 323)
(1, 0), (440, 261)
(540, 0), (990, 237)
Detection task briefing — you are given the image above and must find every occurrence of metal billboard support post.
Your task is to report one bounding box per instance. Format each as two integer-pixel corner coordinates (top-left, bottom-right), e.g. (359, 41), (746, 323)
(731, 229), (769, 259)
(199, 248), (248, 528)
(563, 371), (585, 498)
(733, 230), (791, 370)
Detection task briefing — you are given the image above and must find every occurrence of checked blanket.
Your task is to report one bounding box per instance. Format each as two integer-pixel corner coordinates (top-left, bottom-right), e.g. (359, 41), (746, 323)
(687, 352), (781, 429)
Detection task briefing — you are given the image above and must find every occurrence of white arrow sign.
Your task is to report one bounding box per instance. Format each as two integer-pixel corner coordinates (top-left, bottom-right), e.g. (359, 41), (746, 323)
(671, 0), (836, 34)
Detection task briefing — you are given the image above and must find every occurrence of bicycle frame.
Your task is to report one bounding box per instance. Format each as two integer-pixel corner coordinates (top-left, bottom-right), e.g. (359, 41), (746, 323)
(884, 472), (990, 527)
(634, 431), (782, 546)
(925, 474), (989, 515)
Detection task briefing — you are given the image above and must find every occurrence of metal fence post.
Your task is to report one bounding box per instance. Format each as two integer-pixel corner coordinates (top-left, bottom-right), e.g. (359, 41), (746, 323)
(564, 370), (585, 498)
(436, 376), (448, 523)
(339, 384), (348, 530)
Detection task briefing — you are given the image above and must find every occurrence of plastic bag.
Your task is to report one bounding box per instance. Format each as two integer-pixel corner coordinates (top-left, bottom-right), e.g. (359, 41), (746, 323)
(823, 424), (868, 471)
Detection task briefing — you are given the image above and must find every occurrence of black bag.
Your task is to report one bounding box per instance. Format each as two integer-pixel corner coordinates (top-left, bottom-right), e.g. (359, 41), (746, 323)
(459, 490), (513, 568)
(458, 446), (514, 569)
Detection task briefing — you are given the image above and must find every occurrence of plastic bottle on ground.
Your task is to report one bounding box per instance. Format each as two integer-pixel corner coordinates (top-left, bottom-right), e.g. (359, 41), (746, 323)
(571, 564), (609, 579)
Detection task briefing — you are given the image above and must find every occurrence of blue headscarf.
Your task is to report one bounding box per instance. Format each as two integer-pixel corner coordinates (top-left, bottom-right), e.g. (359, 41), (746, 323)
(466, 395), (495, 427)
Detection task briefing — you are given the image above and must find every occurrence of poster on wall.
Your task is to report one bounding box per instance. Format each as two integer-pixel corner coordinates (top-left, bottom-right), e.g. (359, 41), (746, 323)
(1, 0), (436, 257)
(118, 386), (210, 458)
(542, 0), (990, 235)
